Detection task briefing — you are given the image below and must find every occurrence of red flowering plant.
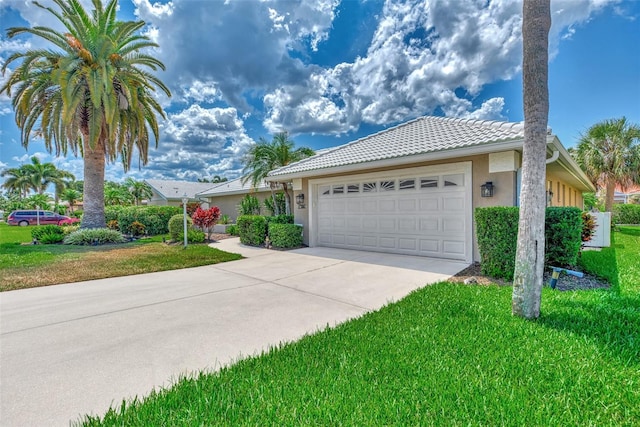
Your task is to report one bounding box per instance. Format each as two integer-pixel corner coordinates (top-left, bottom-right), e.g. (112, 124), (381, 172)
(191, 206), (221, 241)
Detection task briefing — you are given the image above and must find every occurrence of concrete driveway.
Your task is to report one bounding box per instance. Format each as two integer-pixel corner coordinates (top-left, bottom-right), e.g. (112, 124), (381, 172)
(0, 238), (467, 426)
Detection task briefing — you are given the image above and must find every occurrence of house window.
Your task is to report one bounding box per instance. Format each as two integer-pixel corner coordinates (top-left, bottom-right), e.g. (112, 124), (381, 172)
(347, 184), (360, 193)
(420, 177), (438, 189)
(363, 182), (377, 193)
(380, 180), (395, 191)
(557, 182), (560, 204)
(333, 184), (344, 194)
(443, 174), (464, 187)
(399, 179), (415, 190)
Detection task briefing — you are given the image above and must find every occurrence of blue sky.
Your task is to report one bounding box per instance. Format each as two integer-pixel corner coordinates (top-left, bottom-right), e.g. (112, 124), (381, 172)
(1, 0), (639, 185)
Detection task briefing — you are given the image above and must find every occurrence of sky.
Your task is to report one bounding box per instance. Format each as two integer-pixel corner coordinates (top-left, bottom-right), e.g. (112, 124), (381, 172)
(0, 0), (639, 185)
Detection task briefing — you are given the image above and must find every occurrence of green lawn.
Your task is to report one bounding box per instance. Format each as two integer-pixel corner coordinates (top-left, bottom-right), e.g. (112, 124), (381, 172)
(0, 223), (242, 291)
(80, 227), (640, 426)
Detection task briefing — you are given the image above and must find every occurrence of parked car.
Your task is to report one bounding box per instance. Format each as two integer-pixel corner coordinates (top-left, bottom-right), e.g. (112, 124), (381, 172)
(6, 210), (79, 226)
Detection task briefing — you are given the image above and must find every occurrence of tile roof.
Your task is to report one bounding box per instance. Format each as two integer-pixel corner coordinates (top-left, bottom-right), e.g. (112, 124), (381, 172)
(145, 179), (217, 200)
(196, 177), (270, 197)
(269, 116), (526, 177)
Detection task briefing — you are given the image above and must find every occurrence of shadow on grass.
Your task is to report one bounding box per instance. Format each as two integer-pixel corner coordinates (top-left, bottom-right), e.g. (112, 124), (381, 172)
(539, 291), (640, 366)
(617, 226), (640, 236)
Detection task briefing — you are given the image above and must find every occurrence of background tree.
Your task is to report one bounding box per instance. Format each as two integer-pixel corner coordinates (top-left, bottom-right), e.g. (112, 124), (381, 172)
(191, 206), (221, 241)
(242, 131), (314, 215)
(1, 166), (32, 198)
(24, 193), (53, 210)
(574, 117), (640, 212)
(104, 182), (133, 206)
(124, 177), (153, 206)
(1, 0), (170, 229)
(198, 176), (228, 183)
(61, 188), (82, 213)
(512, 0), (551, 319)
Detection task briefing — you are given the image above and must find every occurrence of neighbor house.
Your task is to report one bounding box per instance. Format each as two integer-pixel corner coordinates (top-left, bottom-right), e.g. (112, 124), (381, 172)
(145, 179), (214, 207)
(613, 184), (640, 204)
(266, 116), (595, 264)
(197, 178), (271, 221)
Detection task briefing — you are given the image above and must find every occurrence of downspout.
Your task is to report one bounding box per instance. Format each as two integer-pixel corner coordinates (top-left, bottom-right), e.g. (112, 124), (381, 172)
(545, 150), (559, 164)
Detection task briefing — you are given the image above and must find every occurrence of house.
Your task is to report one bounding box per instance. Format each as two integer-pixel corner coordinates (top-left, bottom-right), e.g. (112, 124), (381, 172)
(197, 178), (271, 220)
(613, 184), (640, 204)
(145, 179), (215, 207)
(266, 116), (595, 264)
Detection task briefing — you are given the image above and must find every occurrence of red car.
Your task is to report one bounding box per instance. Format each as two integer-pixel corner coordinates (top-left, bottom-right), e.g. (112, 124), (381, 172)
(6, 210), (80, 226)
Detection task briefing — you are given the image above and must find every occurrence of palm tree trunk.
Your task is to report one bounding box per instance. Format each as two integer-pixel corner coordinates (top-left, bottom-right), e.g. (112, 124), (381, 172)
(604, 180), (616, 212)
(270, 183), (279, 216)
(281, 182), (292, 215)
(81, 139), (107, 229)
(512, 0), (550, 319)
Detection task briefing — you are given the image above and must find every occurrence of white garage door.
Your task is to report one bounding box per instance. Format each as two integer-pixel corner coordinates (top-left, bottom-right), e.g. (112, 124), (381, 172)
(312, 163), (472, 262)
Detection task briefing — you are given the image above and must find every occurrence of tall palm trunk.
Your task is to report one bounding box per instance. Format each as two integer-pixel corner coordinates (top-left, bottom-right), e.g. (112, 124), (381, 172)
(270, 182), (279, 215)
(604, 180), (616, 213)
(281, 182), (292, 215)
(81, 138), (107, 229)
(512, 0), (550, 319)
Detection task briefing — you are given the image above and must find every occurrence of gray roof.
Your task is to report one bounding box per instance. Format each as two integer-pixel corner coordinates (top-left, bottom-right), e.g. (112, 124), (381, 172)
(269, 116), (525, 177)
(145, 179), (217, 200)
(197, 177), (270, 197)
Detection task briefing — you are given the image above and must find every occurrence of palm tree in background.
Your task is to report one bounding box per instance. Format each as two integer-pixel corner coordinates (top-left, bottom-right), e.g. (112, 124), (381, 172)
(61, 188), (82, 213)
(1, 166), (32, 198)
(242, 132), (314, 215)
(104, 182), (133, 206)
(124, 177), (153, 205)
(574, 117), (640, 212)
(1, 0), (170, 228)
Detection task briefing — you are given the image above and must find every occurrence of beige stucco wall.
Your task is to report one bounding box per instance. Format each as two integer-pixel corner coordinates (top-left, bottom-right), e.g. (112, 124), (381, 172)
(546, 172), (584, 209)
(205, 192), (272, 222)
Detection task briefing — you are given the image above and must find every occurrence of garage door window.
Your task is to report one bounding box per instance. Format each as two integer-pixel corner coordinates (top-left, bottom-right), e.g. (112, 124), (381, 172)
(399, 179), (415, 190)
(347, 184), (360, 193)
(420, 177), (438, 188)
(444, 174), (463, 187)
(320, 185), (331, 195)
(363, 182), (377, 192)
(380, 180), (395, 191)
(333, 184), (344, 194)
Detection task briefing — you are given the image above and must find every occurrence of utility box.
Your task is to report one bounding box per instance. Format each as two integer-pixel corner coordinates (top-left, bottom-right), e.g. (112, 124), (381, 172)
(583, 212), (611, 248)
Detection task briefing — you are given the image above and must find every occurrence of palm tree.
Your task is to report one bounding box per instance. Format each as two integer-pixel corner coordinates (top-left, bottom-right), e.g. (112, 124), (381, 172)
(512, 0), (551, 319)
(574, 117), (640, 212)
(1, 166), (32, 198)
(104, 182), (133, 206)
(1, 0), (170, 229)
(21, 156), (75, 206)
(242, 132), (314, 215)
(124, 177), (153, 206)
(61, 188), (82, 213)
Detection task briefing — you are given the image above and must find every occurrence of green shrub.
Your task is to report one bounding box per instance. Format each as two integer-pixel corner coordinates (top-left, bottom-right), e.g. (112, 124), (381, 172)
(613, 204), (640, 225)
(226, 224), (239, 236)
(105, 206), (125, 223)
(70, 209), (83, 219)
(219, 214), (231, 225)
(266, 214), (294, 224)
(238, 194), (261, 215)
(62, 225), (79, 235)
(237, 215), (267, 246)
(63, 228), (126, 245)
(115, 206), (180, 235)
(475, 207), (519, 280)
(268, 223), (303, 248)
(31, 225), (65, 244)
(545, 207), (582, 267)
(168, 214), (192, 241)
(177, 229), (206, 243)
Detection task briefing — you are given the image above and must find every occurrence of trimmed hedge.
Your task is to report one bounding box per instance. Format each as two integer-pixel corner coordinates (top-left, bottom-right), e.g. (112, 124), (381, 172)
(265, 214), (294, 225)
(475, 207), (519, 280)
(105, 206), (181, 235)
(545, 207), (582, 267)
(613, 204), (640, 225)
(168, 214), (192, 242)
(268, 223), (303, 248)
(237, 215), (268, 246)
(475, 206), (584, 280)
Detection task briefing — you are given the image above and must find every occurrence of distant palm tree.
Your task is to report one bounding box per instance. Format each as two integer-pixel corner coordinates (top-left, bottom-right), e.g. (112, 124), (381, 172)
(124, 177), (153, 206)
(1, 0), (170, 229)
(104, 183), (133, 206)
(21, 157), (75, 206)
(61, 188), (82, 213)
(1, 166), (32, 198)
(242, 132), (314, 215)
(574, 117), (640, 212)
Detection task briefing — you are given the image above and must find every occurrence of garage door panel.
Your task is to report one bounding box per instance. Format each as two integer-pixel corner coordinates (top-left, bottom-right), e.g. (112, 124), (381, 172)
(314, 164), (470, 261)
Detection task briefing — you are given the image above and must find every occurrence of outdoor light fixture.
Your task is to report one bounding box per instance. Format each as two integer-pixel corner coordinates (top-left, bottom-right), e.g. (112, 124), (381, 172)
(182, 193), (189, 248)
(547, 188), (554, 206)
(480, 182), (494, 198)
(296, 193), (306, 209)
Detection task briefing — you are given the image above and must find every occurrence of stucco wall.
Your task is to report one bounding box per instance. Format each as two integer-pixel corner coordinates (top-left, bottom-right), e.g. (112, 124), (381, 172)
(546, 173), (584, 209)
(205, 192), (272, 222)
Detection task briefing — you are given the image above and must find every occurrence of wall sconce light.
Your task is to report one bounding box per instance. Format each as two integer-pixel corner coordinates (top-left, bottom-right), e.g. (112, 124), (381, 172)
(480, 182), (494, 198)
(296, 193), (305, 209)
(546, 188), (554, 206)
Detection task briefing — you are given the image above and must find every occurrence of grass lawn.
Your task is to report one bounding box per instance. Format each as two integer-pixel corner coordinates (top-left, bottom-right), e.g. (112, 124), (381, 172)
(0, 223), (242, 291)
(81, 226), (640, 426)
